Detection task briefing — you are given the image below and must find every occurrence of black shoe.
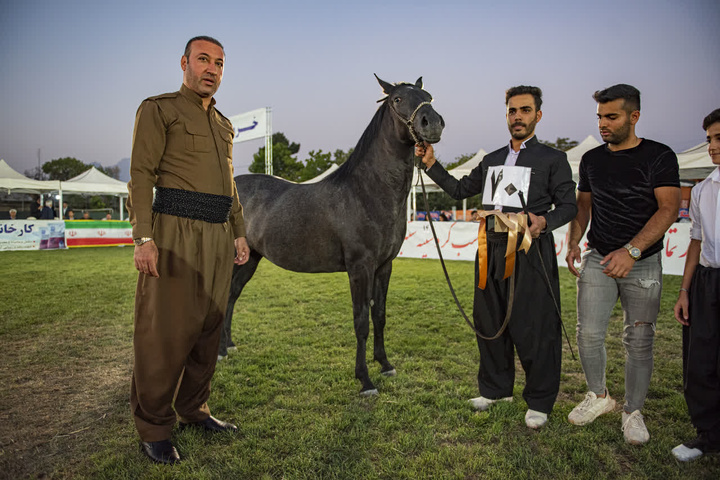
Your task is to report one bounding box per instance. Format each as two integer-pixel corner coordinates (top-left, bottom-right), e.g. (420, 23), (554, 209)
(140, 439), (181, 464)
(687, 433), (720, 453)
(179, 415), (238, 433)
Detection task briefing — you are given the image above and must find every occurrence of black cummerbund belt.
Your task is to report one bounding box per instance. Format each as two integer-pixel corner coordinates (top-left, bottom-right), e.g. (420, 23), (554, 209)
(153, 186), (232, 224)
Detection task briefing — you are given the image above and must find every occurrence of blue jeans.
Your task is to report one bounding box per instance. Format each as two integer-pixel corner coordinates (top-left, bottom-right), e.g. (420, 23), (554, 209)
(576, 249), (662, 412)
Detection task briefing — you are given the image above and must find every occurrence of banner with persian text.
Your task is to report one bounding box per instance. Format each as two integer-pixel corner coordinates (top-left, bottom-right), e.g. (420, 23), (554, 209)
(0, 220), (65, 251)
(398, 221), (691, 276)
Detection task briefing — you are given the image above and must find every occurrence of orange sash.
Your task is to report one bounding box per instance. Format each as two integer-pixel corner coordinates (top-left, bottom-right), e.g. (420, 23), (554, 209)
(476, 210), (532, 289)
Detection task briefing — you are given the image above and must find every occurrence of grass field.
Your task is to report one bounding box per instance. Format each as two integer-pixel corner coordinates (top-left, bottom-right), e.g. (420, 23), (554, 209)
(0, 247), (718, 479)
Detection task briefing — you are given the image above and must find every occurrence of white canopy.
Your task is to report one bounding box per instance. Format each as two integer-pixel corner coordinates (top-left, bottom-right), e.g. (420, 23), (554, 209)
(301, 163), (339, 184)
(412, 147), (488, 193)
(58, 167), (128, 221)
(0, 159), (61, 194)
(676, 142), (715, 181)
(565, 135), (602, 181)
(61, 166), (128, 195)
(409, 147), (488, 220)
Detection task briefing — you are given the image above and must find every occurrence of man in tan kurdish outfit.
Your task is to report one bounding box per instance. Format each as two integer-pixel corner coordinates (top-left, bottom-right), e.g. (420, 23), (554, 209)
(127, 35), (250, 465)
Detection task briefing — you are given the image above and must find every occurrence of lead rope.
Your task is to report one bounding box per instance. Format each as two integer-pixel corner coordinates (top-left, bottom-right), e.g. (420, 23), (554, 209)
(415, 162), (576, 359)
(417, 165), (514, 341)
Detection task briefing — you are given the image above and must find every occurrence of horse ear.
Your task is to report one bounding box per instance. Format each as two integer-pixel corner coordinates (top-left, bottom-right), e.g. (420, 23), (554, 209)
(415, 77), (423, 89)
(375, 74), (394, 95)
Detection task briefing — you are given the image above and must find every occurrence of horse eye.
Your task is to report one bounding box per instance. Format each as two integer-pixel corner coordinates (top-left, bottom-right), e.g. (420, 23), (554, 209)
(394, 97), (402, 103)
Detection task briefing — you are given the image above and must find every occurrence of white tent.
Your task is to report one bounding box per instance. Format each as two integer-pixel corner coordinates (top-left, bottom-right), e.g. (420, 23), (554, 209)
(676, 142), (715, 181)
(61, 166), (128, 194)
(410, 147), (488, 220)
(0, 159), (61, 194)
(60, 167), (129, 220)
(565, 135), (602, 181)
(301, 164), (339, 184)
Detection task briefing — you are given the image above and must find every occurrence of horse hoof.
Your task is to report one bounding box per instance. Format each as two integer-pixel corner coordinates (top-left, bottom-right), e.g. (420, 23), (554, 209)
(381, 369), (397, 377)
(360, 388), (379, 397)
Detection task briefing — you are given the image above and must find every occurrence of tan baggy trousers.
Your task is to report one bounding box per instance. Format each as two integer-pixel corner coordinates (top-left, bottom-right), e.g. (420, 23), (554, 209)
(130, 213), (235, 442)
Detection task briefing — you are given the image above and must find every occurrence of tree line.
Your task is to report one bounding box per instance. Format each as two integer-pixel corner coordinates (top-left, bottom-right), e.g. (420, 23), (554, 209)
(25, 157), (120, 181)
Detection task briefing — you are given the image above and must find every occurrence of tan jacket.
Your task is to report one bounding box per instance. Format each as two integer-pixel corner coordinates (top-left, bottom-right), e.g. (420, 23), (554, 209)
(127, 84), (245, 239)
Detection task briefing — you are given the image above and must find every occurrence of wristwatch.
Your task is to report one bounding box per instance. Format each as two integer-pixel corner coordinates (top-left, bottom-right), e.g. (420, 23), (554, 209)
(624, 243), (641, 260)
(133, 237), (153, 246)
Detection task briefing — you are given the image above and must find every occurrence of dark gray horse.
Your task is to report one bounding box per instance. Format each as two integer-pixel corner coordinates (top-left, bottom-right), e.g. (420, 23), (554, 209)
(222, 75), (444, 394)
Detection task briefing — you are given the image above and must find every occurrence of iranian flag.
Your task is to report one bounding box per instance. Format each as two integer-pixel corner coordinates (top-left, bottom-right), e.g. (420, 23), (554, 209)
(65, 220), (133, 247)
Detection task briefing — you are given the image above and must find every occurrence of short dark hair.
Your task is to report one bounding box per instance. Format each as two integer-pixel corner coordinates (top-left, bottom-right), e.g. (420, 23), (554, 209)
(184, 36), (224, 59)
(505, 86), (542, 111)
(592, 84), (641, 112)
(702, 108), (720, 130)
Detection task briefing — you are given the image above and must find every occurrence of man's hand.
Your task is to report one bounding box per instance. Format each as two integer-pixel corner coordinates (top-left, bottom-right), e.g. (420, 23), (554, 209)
(526, 212), (546, 238)
(674, 291), (690, 326)
(414, 141), (436, 169)
(566, 244), (582, 277)
(234, 237), (250, 265)
(599, 248), (635, 278)
(134, 241), (159, 277)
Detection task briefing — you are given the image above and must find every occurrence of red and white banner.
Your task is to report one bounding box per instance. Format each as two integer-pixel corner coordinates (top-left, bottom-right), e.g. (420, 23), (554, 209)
(398, 221), (692, 276)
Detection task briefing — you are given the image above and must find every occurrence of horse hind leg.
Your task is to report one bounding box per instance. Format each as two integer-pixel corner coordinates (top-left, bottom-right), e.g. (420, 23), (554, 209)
(372, 261), (396, 377)
(219, 250), (263, 358)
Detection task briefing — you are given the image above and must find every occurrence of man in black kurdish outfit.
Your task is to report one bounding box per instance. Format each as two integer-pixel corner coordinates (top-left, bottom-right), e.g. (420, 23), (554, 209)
(415, 86), (576, 429)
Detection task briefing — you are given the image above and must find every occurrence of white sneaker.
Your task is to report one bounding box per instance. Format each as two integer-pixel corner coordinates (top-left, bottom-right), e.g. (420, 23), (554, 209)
(468, 395), (513, 411)
(622, 410), (650, 445)
(525, 409), (548, 429)
(217, 354), (226, 362)
(568, 390), (616, 426)
(672, 443), (703, 462)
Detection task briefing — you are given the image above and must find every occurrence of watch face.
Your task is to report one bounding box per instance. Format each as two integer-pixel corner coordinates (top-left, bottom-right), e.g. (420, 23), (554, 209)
(630, 247), (641, 258)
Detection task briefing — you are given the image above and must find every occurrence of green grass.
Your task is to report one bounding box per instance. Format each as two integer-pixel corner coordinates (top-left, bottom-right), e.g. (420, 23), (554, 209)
(0, 248), (718, 479)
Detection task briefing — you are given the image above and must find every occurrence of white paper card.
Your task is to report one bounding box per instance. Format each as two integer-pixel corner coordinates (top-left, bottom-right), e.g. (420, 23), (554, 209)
(482, 165), (531, 208)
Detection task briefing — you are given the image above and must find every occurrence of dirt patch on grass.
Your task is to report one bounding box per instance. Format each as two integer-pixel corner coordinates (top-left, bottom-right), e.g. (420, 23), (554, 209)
(0, 325), (132, 479)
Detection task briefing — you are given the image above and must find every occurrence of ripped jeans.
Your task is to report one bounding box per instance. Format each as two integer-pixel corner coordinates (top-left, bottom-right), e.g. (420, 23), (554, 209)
(576, 249), (662, 413)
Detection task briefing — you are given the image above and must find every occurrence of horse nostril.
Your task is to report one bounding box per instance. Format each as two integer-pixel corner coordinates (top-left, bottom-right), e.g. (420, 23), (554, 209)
(421, 116), (429, 127)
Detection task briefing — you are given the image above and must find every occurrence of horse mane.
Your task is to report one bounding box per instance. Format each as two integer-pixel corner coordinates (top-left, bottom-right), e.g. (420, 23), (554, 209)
(329, 99), (389, 182)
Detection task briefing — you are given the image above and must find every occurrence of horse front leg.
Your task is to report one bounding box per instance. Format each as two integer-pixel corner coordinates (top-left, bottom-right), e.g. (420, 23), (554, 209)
(372, 261), (396, 376)
(347, 263), (377, 395)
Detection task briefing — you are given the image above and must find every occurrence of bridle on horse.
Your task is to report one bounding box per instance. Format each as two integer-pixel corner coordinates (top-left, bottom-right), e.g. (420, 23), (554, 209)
(385, 97), (433, 146)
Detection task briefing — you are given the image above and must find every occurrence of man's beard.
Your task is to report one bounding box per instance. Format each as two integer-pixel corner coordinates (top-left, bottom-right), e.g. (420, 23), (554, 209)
(603, 119), (632, 145)
(509, 118), (537, 140)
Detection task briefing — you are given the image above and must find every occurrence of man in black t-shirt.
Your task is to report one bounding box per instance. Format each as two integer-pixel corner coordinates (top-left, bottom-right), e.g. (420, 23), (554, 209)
(565, 84), (680, 445)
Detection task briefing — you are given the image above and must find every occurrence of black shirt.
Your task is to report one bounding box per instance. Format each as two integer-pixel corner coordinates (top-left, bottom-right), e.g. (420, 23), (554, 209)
(578, 139), (680, 259)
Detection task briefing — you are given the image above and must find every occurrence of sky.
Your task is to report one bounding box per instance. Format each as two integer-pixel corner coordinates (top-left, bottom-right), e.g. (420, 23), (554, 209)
(1, 0), (719, 178)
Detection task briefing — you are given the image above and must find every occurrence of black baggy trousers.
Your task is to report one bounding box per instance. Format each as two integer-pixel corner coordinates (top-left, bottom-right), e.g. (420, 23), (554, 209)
(472, 230), (562, 414)
(682, 264), (720, 445)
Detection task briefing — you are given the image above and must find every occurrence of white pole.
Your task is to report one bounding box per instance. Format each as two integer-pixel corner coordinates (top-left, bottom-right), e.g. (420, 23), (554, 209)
(412, 186), (417, 221)
(119, 196), (124, 221)
(265, 107), (273, 176)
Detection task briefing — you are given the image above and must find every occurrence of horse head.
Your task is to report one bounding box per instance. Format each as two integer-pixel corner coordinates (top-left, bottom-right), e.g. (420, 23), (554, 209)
(375, 74), (445, 145)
